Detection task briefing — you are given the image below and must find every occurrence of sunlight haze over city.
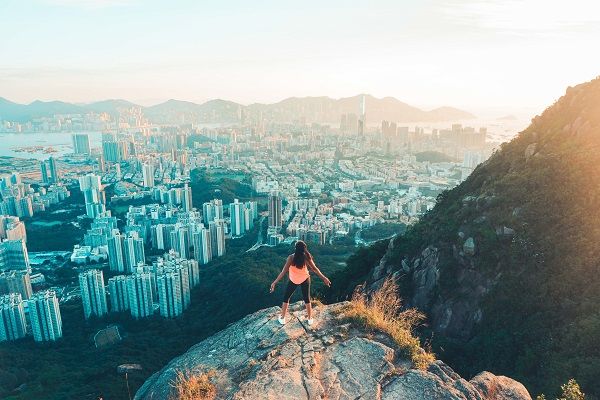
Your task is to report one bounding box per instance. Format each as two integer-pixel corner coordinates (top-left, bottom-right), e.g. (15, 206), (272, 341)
(1, 0), (599, 111)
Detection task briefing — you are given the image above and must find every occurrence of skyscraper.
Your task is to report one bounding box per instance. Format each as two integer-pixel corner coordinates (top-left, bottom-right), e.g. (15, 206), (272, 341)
(181, 184), (193, 212)
(202, 199), (223, 226)
(156, 270), (183, 318)
(0, 270), (33, 299)
(107, 231), (126, 272)
(28, 290), (62, 342)
(0, 215), (27, 242)
(358, 95), (366, 137)
(108, 275), (129, 313)
(0, 239), (31, 272)
(155, 253), (192, 317)
(48, 156), (60, 183)
(0, 293), (27, 342)
(79, 269), (108, 319)
(72, 133), (91, 155)
(40, 161), (49, 184)
(15, 197), (33, 218)
(170, 225), (191, 259)
(126, 272), (154, 319)
(209, 219), (226, 257)
(228, 199), (246, 237)
(102, 136), (129, 163)
(123, 232), (145, 273)
(107, 231), (144, 273)
(192, 226), (212, 265)
(79, 173), (106, 218)
(142, 163), (155, 188)
(268, 191), (283, 229)
(183, 258), (200, 289)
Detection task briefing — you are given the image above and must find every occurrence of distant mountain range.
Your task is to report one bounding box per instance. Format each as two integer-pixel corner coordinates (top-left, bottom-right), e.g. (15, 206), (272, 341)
(0, 95), (475, 124)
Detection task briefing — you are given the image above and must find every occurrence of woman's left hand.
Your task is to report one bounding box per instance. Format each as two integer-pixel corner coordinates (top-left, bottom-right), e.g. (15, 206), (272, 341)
(323, 277), (331, 287)
(270, 282), (276, 293)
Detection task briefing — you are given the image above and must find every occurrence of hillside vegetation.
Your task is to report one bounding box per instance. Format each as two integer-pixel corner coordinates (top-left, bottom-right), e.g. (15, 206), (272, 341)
(0, 238), (353, 399)
(329, 77), (600, 398)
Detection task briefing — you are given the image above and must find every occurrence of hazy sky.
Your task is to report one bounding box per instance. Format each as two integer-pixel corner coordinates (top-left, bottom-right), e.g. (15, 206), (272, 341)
(1, 0), (599, 112)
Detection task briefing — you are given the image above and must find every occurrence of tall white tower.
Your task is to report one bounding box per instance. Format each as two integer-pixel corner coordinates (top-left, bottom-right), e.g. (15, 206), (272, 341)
(358, 95), (366, 137)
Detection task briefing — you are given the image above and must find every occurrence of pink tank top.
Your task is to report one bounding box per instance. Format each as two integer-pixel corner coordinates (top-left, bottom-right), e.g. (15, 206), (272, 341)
(289, 264), (310, 284)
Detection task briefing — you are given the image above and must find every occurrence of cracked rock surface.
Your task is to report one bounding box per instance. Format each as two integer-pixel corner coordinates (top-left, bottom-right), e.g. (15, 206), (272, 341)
(135, 302), (531, 400)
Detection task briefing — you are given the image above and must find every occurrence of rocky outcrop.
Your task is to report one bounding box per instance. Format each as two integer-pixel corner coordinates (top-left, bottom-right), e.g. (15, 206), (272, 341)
(135, 302), (531, 400)
(368, 243), (491, 341)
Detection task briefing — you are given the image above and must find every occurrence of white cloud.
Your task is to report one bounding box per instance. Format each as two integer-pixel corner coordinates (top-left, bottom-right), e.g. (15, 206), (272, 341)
(440, 0), (600, 37)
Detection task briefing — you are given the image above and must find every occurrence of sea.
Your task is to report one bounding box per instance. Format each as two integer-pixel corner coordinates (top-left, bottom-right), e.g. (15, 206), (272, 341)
(0, 117), (531, 160)
(0, 131), (103, 160)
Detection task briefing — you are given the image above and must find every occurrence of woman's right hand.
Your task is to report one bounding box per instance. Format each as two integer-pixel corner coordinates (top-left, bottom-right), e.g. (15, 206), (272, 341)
(270, 281), (276, 293)
(323, 277), (331, 287)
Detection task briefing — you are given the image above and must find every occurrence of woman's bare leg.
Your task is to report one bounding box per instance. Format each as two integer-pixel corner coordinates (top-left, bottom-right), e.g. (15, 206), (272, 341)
(280, 302), (289, 318)
(305, 302), (312, 320)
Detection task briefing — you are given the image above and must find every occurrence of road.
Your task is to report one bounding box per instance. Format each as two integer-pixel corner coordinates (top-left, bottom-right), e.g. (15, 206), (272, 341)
(246, 216), (267, 252)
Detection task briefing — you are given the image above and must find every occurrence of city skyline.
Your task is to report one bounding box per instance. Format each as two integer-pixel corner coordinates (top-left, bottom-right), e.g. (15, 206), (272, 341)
(1, 0), (599, 112)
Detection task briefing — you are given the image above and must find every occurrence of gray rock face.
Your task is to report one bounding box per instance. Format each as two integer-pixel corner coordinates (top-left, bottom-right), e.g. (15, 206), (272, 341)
(135, 302), (530, 400)
(368, 243), (493, 340)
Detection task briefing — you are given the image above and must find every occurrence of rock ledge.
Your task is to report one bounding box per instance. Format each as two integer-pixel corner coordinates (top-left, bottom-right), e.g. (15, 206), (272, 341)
(135, 302), (531, 400)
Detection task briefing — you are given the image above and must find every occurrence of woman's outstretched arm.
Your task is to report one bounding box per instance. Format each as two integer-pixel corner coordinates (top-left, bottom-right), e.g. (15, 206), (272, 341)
(308, 258), (331, 287)
(270, 255), (292, 292)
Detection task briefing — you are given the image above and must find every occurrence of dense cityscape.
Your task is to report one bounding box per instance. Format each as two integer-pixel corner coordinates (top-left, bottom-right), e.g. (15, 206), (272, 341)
(0, 96), (497, 344)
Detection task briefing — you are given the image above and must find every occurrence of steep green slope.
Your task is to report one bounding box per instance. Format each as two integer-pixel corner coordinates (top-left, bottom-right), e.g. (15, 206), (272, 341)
(330, 77), (600, 398)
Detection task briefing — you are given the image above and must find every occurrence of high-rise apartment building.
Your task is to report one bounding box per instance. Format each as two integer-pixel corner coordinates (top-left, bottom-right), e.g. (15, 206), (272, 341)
(142, 163), (155, 188)
(0, 215), (27, 242)
(202, 199), (223, 225)
(229, 199), (246, 237)
(0, 270), (33, 299)
(72, 133), (91, 155)
(79, 269), (108, 319)
(28, 290), (62, 342)
(181, 184), (193, 212)
(126, 272), (154, 319)
(79, 173), (106, 218)
(0, 239), (30, 271)
(268, 191), (283, 229)
(192, 226), (212, 265)
(107, 231), (145, 273)
(155, 253), (192, 317)
(123, 232), (145, 273)
(169, 225), (191, 259)
(102, 136), (129, 163)
(108, 275), (129, 313)
(40, 161), (49, 184)
(48, 156), (60, 183)
(0, 293), (27, 342)
(209, 219), (226, 257)
(107, 230), (126, 272)
(156, 270), (183, 318)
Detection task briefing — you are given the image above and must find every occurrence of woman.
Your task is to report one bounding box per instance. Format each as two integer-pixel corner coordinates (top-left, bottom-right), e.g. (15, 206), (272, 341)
(270, 240), (331, 326)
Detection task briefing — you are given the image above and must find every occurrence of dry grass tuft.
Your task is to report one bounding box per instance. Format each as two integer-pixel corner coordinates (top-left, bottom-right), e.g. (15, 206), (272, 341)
(344, 277), (435, 369)
(170, 369), (217, 400)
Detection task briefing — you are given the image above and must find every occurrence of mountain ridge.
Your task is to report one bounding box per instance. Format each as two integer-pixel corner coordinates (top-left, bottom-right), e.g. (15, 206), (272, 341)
(0, 94), (475, 124)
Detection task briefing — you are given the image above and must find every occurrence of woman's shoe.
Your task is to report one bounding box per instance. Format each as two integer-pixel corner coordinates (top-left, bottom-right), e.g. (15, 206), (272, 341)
(307, 318), (314, 326)
(278, 316), (286, 325)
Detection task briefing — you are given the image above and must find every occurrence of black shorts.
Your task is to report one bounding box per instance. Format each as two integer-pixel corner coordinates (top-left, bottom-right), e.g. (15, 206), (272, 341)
(282, 278), (311, 304)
